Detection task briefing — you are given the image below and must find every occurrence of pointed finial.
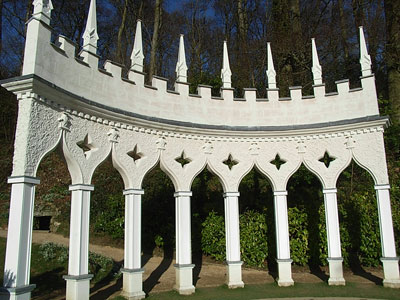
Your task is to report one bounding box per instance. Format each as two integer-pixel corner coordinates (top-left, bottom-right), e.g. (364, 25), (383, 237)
(359, 26), (371, 76)
(267, 42), (276, 89)
(131, 20), (144, 72)
(33, 0), (53, 25)
(221, 41), (232, 88)
(311, 38), (323, 85)
(82, 0), (99, 53)
(176, 34), (188, 82)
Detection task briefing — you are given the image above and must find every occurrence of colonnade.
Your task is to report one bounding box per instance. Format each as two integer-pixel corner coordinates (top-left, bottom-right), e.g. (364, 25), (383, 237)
(2, 169), (399, 300)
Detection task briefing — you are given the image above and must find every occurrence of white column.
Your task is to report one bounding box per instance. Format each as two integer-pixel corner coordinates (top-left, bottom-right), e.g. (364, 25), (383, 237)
(64, 184), (94, 300)
(375, 184), (400, 288)
(273, 190), (294, 286)
(121, 189), (145, 300)
(323, 188), (345, 285)
(173, 191), (195, 295)
(0, 176), (39, 300)
(223, 192), (244, 288)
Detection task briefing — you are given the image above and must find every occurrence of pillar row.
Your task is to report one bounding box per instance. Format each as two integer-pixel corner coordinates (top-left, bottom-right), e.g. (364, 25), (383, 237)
(223, 192), (244, 288)
(375, 184), (400, 288)
(0, 176), (40, 300)
(273, 190), (294, 287)
(323, 188), (345, 286)
(64, 184), (94, 300)
(121, 189), (145, 300)
(174, 191), (195, 295)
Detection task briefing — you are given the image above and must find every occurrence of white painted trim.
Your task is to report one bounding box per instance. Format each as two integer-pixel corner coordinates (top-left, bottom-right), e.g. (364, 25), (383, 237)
(7, 176), (40, 185)
(69, 184), (94, 191)
(123, 189), (144, 195)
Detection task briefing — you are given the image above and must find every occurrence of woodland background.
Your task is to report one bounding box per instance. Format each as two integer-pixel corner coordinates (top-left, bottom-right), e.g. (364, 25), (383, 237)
(0, 0), (399, 270)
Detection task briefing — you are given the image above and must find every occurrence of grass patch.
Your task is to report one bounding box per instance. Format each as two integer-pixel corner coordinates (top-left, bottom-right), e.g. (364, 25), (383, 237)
(0, 237), (118, 298)
(143, 283), (400, 300)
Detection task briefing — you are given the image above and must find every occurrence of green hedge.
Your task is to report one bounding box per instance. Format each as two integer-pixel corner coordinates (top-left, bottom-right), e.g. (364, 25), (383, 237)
(200, 190), (382, 268)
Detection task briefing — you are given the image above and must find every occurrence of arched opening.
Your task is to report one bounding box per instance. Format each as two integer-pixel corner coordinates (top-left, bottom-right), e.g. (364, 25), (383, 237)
(336, 160), (382, 283)
(238, 168), (274, 276)
(141, 164), (175, 294)
(35, 148), (71, 233)
(286, 164), (327, 280)
(191, 167), (224, 285)
(91, 157), (125, 248)
(30, 147), (71, 297)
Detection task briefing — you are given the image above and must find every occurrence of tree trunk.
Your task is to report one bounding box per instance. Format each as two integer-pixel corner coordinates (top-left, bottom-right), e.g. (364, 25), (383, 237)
(337, 0), (351, 78)
(24, 0), (33, 37)
(351, 0), (364, 28)
(116, 0), (129, 64)
(0, 0), (3, 54)
(385, 0), (400, 123)
(148, 0), (163, 82)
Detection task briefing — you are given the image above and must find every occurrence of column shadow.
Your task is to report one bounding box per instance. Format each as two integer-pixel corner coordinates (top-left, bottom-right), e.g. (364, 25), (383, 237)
(90, 276), (122, 300)
(309, 265), (329, 282)
(192, 251), (203, 286)
(143, 247), (173, 294)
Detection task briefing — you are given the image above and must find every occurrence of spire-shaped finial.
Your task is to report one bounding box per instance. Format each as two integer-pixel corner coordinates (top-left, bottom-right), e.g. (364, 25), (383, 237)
(221, 41), (232, 88)
(359, 26), (371, 76)
(267, 42), (276, 89)
(82, 0), (99, 53)
(33, 0), (53, 25)
(131, 20), (144, 72)
(311, 38), (323, 85)
(176, 34), (188, 82)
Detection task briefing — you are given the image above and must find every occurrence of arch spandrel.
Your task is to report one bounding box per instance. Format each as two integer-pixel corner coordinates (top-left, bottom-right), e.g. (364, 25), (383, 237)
(159, 137), (207, 192)
(255, 140), (302, 191)
(206, 141), (254, 192)
(12, 98), (61, 177)
(351, 129), (389, 185)
(62, 116), (111, 184)
(111, 130), (160, 189)
(302, 136), (352, 189)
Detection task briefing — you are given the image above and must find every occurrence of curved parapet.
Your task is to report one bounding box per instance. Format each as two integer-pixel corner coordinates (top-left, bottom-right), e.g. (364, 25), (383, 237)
(17, 2), (380, 130)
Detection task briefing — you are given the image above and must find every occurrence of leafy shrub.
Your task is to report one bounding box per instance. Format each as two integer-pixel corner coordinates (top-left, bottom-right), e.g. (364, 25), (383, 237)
(288, 207), (310, 265)
(94, 194), (124, 239)
(201, 211), (226, 261)
(356, 191), (381, 266)
(201, 210), (268, 267)
(239, 210), (268, 267)
(39, 242), (68, 263)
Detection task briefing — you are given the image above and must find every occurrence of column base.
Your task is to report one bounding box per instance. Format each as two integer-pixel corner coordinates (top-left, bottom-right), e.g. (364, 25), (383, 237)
(276, 259), (294, 287)
(121, 268), (146, 299)
(0, 284), (35, 300)
(226, 261), (244, 288)
(327, 257), (345, 286)
(381, 257), (400, 288)
(63, 274), (93, 300)
(173, 264), (195, 295)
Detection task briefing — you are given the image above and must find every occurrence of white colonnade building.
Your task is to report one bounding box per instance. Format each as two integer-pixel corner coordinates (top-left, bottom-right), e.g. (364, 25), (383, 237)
(0, 1), (399, 299)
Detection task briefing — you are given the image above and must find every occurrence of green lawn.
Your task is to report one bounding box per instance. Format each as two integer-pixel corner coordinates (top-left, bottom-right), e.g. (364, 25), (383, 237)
(141, 283), (400, 300)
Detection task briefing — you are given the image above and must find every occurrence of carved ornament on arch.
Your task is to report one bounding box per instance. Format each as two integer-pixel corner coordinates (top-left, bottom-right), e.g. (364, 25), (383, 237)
(111, 129), (159, 189)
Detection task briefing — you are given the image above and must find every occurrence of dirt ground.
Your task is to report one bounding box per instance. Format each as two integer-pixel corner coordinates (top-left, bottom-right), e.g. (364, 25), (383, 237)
(0, 230), (386, 299)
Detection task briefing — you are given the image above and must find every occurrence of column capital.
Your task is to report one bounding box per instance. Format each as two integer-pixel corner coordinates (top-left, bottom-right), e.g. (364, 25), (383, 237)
(8, 175), (40, 185)
(224, 192), (240, 197)
(174, 191), (192, 197)
(375, 184), (390, 190)
(274, 190), (288, 196)
(323, 188), (337, 194)
(123, 188), (144, 195)
(69, 184), (94, 191)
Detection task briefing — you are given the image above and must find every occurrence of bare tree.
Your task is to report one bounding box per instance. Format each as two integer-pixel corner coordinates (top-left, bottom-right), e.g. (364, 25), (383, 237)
(385, 0), (400, 122)
(148, 0), (163, 81)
